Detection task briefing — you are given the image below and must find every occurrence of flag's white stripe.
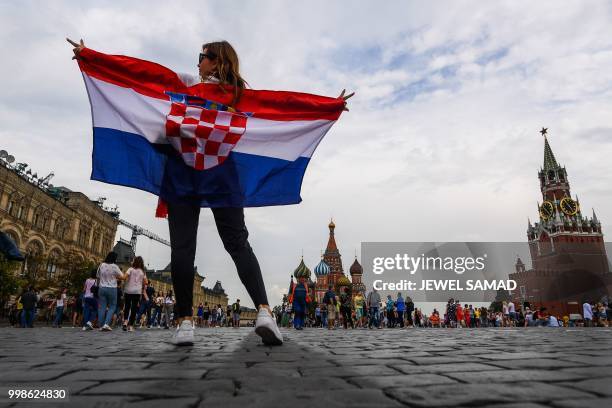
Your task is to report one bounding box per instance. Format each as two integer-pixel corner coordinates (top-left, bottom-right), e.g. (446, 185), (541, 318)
(83, 74), (334, 161)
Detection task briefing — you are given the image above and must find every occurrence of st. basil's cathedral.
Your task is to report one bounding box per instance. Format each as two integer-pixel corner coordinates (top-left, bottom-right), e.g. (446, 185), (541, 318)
(289, 220), (366, 305)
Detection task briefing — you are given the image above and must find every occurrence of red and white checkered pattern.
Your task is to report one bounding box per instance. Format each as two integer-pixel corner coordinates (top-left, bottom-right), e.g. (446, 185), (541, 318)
(165, 103), (248, 170)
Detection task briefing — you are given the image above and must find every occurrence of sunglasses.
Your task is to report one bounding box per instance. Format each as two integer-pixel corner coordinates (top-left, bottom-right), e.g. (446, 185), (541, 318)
(199, 52), (216, 64)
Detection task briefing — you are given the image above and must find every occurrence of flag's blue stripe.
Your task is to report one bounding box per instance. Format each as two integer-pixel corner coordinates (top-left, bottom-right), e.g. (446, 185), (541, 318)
(91, 127), (308, 207)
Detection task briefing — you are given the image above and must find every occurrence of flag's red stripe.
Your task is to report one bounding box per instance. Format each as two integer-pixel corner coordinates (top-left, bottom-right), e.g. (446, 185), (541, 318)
(79, 48), (344, 121)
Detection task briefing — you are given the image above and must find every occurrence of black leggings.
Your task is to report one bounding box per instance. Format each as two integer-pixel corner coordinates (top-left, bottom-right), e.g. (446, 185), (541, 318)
(167, 201), (268, 318)
(123, 293), (140, 326)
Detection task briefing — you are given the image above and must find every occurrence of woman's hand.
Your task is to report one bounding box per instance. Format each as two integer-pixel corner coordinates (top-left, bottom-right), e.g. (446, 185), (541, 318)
(66, 38), (85, 60)
(338, 89), (355, 111)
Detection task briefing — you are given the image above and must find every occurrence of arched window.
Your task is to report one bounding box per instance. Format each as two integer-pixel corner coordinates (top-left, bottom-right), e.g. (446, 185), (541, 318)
(17, 205), (25, 220)
(92, 230), (101, 254)
(23, 240), (44, 278)
(3, 230), (20, 249)
(46, 248), (62, 280)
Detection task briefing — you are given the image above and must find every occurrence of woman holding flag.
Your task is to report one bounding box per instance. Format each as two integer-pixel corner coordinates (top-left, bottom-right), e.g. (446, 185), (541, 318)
(68, 38), (353, 346)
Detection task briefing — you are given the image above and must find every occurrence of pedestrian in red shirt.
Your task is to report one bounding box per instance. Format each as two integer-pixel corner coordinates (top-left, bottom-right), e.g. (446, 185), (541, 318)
(456, 301), (464, 328)
(463, 304), (470, 327)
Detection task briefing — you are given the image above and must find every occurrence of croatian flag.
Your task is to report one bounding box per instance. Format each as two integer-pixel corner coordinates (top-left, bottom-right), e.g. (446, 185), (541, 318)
(77, 48), (344, 215)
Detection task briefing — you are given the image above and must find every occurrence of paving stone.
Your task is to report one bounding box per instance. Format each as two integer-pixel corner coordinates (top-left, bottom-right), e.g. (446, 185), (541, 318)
(122, 397), (201, 408)
(301, 364), (399, 377)
(405, 356), (476, 365)
(485, 358), (587, 369)
(386, 382), (596, 407)
(477, 351), (568, 360)
(558, 377), (612, 396)
(60, 368), (206, 381)
(559, 367), (612, 378)
(2, 326), (612, 407)
(559, 355), (612, 366)
(551, 397), (612, 408)
(391, 362), (503, 374)
(349, 373), (457, 388)
(445, 369), (589, 383)
(199, 388), (405, 407)
(80, 378), (235, 397)
(479, 404), (550, 408)
(237, 376), (355, 393)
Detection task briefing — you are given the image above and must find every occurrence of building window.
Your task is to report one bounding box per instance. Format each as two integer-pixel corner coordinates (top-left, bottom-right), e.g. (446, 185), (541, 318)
(78, 226), (91, 248)
(7, 200), (14, 215)
(23, 240), (44, 278)
(46, 249), (62, 280)
(4, 230), (19, 248)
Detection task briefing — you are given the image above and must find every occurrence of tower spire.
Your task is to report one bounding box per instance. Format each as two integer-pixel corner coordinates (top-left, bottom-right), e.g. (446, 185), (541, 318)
(541, 128), (559, 171)
(593, 208), (599, 224)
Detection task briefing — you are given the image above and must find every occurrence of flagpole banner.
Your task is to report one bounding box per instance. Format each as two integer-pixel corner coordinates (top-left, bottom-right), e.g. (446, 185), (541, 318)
(77, 48), (345, 209)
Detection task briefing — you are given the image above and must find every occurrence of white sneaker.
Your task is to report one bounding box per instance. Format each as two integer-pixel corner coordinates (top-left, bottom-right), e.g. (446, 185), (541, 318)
(101, 324), (112, 331)
(172, 320), (195, 346)
(255, 307), (283, 346)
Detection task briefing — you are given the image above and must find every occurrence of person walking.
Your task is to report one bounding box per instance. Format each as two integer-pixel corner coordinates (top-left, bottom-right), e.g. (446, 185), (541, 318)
(322, 285), (337, 330)
(97, 252), (124, 331)
(289, 278), (309, 330)
(21, 286), (38, 328)
(69, 38), (352, 346)
(52, 288), (67, 328)
(143, 283), (155, 328)
(340, 287), (354, 329)
(353, 292), (365, 328)
(405, 296), (414, 327)
(196, 303), (204, 327)
(82, 269), (98, 330)
(583, 300), (593, 327)
(216, 304), (223, 327)
(456, 300), (464, 328)
(396, 293), (405, 328)
(231, 299), (241, 328)
(385, 295), (394, 327)
(72, 291), (84, 328)
(367, 288), (381, 329)
(203, 303), (210, 328)
(163, 291), (175, 329)
(153, 293), (164, 328)
(122, 256), (147, 332)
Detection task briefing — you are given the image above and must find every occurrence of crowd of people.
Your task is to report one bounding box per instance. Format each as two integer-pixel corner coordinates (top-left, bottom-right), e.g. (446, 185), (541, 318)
(278, 286), (611, 330)
(5, 255), (611, 331)
(5, 252), (246, 331)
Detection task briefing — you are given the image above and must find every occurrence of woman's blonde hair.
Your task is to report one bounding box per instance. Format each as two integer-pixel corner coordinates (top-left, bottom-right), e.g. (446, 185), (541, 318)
(202, 40), (247, 106)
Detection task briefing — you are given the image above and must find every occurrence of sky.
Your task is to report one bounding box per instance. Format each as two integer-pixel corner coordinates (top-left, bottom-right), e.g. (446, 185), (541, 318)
(1, 1), (612, 310)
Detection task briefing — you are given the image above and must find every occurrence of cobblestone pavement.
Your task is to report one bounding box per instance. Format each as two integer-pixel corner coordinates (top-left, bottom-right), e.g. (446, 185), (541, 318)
(0, 326), (611, 407)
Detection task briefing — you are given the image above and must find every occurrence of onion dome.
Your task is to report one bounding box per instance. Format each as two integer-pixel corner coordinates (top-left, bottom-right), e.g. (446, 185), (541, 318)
(314, 259), (330, 276)
(337, 274), (351, 287)
(329, 219), (335, 229)
(349, 258), (363, 275)
(293, 258), (311, 280)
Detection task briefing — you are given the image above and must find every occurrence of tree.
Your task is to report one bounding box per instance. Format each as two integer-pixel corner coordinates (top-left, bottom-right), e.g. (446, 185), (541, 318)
(56, 255), (96, 297)
(0, 254), (26, 315)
